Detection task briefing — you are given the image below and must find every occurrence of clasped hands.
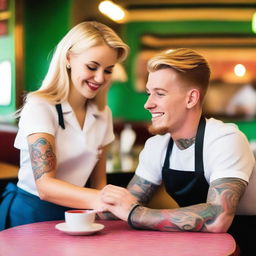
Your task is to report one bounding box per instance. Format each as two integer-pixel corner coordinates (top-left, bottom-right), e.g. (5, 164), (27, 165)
(99, 184), (138, 221)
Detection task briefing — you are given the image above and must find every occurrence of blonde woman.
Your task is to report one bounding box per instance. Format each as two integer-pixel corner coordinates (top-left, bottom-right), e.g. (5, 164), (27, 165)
(0, 21), (129, 229)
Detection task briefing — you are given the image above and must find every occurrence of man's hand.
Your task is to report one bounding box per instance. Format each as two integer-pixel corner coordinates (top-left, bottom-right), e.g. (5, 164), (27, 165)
(100, 184), (138, 220)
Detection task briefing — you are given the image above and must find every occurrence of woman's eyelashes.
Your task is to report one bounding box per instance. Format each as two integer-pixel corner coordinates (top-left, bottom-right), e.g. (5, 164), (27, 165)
(86, 65), (113, 74)
(87, 65), (97, 71)
(104, 69), (113, 74)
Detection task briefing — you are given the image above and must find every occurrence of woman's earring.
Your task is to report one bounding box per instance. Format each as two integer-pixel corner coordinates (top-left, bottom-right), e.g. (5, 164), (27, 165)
(66, 64), (71, 69)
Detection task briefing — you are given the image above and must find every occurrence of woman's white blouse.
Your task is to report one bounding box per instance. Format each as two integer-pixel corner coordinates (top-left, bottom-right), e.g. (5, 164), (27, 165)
(14, 97), (114, 196)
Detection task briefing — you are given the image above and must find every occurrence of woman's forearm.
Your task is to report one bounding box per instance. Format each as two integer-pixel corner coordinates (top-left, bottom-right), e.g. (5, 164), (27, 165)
(36, 176), (101, 209)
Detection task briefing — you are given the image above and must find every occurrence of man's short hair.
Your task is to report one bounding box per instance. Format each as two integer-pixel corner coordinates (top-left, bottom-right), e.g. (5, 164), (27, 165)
(147, 48), (211, 101)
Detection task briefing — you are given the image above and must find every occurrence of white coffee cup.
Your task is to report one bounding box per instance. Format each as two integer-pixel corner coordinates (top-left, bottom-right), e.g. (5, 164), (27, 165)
(65, 209), (96, 230)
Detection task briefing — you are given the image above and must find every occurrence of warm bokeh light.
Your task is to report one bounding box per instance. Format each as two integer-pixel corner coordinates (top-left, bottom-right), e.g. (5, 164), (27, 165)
(234, 64), (246, 77)
(99, 1), (126, 22)
(252, 12), (256, 33)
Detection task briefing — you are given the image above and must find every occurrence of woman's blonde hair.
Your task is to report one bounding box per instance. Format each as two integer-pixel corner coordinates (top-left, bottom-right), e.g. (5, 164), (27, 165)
(27, 21), (129, 110)
(147, 48), (210, 101)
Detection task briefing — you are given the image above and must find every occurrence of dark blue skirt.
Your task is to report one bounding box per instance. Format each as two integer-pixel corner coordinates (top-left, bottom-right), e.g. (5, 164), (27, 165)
(0, 183), (70, 230)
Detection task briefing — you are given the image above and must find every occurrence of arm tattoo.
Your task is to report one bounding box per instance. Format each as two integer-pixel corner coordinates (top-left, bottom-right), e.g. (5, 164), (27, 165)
(207, 177), (247, 215)
(130, 177), (246, 232)
(175, 137), (195, 150)
(127, 175), (159, 205)
(29, 138), (56, 180)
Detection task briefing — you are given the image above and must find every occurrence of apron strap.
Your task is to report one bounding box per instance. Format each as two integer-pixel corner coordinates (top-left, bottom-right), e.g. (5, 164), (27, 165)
(163, 138), (174, 168)
(195, 116), (206, 173)
(163, 116), (206, 172)
(55, 104), (65, 129)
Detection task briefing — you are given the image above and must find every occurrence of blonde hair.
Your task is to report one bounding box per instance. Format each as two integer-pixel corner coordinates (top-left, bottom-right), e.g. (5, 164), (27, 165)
(26, 21), (129, 110)
(147, 48), (210, 101)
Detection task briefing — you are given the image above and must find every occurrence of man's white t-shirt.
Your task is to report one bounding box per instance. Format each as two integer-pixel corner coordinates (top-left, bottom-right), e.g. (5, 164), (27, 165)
(135, 118), (256, 215)
(14, 97), (114, 196)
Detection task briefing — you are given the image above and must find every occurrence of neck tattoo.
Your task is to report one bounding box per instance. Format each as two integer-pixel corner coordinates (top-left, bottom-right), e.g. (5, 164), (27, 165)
(176, 137), (196, 150)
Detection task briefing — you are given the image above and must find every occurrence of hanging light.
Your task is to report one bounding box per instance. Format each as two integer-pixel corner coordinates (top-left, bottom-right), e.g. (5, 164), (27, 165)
(234, 64), (246, 77)
(98, 1), (126, 23)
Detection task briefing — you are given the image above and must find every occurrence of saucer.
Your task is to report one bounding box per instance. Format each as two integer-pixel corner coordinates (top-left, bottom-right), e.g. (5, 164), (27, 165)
(55, 222), (104, 236)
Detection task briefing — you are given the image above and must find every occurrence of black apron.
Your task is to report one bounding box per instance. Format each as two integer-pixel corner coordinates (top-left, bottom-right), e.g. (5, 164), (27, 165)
(161, 116), (255, 256)
(162, 116), (208, 207)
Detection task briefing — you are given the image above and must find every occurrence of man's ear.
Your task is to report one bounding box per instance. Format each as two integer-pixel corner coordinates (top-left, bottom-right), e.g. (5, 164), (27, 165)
(186, 88), (200, 109)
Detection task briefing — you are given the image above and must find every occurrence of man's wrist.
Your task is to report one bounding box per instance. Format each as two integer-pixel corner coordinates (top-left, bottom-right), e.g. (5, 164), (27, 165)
(127, 204), (142, 229)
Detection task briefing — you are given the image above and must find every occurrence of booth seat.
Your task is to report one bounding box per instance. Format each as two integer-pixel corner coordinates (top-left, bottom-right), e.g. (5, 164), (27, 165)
(0, 125), (19, 166)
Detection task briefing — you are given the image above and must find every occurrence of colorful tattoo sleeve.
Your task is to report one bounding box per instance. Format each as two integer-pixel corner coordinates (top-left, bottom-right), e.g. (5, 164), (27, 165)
(127, 174), (159, 204)
(29, 137), (56, 180)
(129, 177), (246, 232)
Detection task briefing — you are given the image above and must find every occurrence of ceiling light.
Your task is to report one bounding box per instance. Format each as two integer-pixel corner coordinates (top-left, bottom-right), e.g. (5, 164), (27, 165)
(99, 1), (126, 23)
(234, 64), (246, 77)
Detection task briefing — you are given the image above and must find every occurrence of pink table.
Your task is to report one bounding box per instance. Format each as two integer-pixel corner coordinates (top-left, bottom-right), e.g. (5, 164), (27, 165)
(0, 220), (237, 256)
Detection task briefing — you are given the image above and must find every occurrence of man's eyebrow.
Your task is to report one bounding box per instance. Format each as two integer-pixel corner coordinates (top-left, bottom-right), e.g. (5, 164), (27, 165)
(154, 88), (168, 92)
(146, 87), (168, 92)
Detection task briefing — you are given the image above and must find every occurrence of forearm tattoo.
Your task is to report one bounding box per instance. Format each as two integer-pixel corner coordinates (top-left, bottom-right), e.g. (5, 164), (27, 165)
(29, 138), (56, 180)
(127, 175), (158, 205)
(207, 178), (246, 215)
(130, 177), (246, 232)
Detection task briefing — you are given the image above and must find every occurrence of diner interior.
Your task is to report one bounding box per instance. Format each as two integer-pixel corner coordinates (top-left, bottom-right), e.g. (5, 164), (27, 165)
(1, 0), (256, 255)
(1, 0), (256, 195)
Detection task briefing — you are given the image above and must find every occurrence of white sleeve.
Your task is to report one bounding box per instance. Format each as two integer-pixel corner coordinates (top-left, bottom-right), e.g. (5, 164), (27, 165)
(18, 98), (57, 137)
(135, 136), (167, 185)
(206, 129), (255, 183)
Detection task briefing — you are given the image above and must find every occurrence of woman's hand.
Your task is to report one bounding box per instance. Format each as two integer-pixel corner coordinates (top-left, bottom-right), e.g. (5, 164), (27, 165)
(100, 184), (138, 221)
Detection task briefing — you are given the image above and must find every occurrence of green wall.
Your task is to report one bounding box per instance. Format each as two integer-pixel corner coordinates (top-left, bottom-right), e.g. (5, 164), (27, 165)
(0, 0), (72, 122)
(234, 120), (256, 142)
(24, 0), (72, 92)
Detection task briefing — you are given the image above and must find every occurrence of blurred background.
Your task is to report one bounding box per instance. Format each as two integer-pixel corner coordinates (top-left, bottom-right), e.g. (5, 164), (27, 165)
(1, 0), (256, 174)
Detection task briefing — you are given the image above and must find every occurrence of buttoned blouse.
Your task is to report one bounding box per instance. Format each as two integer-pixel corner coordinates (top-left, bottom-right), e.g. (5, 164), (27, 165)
(14, 97), (114, 196)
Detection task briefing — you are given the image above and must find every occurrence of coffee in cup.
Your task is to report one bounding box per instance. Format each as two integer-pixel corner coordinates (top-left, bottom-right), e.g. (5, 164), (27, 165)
(65, 209), (96, 230)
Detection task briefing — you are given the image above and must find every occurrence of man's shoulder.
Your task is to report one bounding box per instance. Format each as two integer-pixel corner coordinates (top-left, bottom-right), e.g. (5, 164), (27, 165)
(206, 118), (240, 134)
(205, 118), (246, 143)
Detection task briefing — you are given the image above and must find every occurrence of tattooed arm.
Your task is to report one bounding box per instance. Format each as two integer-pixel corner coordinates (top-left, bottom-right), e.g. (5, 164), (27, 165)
(101, 176), (247, 232)
(127, 174), (159, 204)
(28, 133), (103, 209)
(100, 174), (159, 220)
(129, 177), (247, 233)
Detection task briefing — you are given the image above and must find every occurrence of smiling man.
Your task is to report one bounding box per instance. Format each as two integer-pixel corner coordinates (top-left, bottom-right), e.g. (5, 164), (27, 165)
(101, 48), (256, 256)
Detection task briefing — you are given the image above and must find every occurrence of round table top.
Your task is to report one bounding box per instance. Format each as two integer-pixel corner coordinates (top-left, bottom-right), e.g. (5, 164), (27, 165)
(0, 220), (237, 256)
